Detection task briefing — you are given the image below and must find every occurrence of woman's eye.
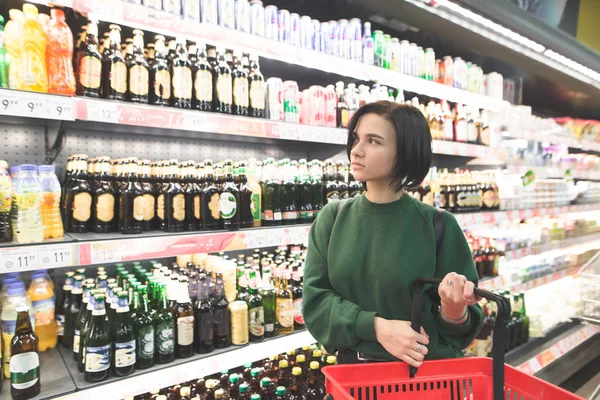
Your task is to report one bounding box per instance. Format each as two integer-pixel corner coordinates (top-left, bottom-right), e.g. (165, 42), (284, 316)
(369, 139), (379, 145)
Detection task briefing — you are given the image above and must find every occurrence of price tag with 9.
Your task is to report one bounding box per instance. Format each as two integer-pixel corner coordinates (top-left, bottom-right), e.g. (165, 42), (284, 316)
(0, 94), (20, 116)
(46, 99), (76, 121)
(38, 244), (74, 268)
(1, 247), (38, 273)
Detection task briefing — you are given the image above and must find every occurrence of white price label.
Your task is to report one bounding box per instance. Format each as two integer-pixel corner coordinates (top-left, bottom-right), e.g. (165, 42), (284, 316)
(21, 98), (45, 116)
(1, 247), (38, 272)
(288, 227), (308, 245)
(244, 231), (267, 249)
(0, 93), (21, 116)
(86, 101), (119, 124)
(297, 127), (311, 142)
(266, 230), (286, 247)
(46, 99), (76, 121)
(90, 243), (120, 264)
(38, 244), (74, 268)
(272, 123), (298, 140)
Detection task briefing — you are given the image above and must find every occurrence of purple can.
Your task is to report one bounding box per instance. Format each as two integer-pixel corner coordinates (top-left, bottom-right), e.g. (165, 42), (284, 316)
(201, 0), (218, 24)
(311, 19), (321, 52)
(250, 0), (265, 37)
(320, 21), (330, 54)
(329, 20), (340, 57)
(218, 0), (235, 28)
(277, 9), (291, 43)
(264, 5), (278, 39)
(235, 0), (251, 33)
(299, 15), (312, 49)
(290, 13), (301, 46)
(338, 19), (350, 59)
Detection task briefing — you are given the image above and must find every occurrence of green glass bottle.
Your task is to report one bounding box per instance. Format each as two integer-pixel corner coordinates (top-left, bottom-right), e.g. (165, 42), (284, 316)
(84, 293), (111, 383)
(154, 283), (175, 364)
(309, 161), (324, 221)
(220, 160), (240, 231)
(261, 267), (277, 338)
(112, 291), (135, 377)
(297, 159), (313, 224)
(133, 285), (155, 369)
(519, 292), (530, 344)
(261, 159), (282, 226)
(78, 288), (97, 372)
(281, 159), (298, 225)
(247, 271), (264, 342)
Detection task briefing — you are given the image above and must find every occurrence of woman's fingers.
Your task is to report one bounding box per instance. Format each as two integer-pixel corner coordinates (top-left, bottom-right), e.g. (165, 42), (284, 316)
(401, 353), (423, 368)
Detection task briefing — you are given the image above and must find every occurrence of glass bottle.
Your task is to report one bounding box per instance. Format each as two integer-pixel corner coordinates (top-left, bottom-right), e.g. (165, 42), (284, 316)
(336, 161), (349, 199)
(232, 50), (249, 116)
(153, 283), (175, 364)
(247, 271), (264, 342)
(10, 307), (40, 399)
(172, 37), (193, 109)
(213, 273), (231, 349)
(238, 162), (253, 229)
(201, 160), (221, 230)
(102, 24), (127, 100)
(195, 274), (214, 354)
(64, 155), (92, 233)
(133, 285), (155, 369)
(63, 276), (83, 349)
(183, 161), (201, 231)
(112, 291), (135, 377)
(119, 159), (144, 234)
(261, 268), (277, 338)
(74, 283), (93, 364)
(306, 362), (324, 400)
(76, 19), (102, 98)
(281, 160), (298, 226)
(90, 157), (116, 233)
(57, 276), (73, 347)
(309, 161), (324, 220)
(84, 293), (111, 383)
(213, 47), (232, 114)
(128, 29), (149, 103)
(519, 292), (530, 344)
(247, 159), (262, 228)
(193, 42), (213, 111)
(175, 276), (195, 358)
(149, 35), (171, 107)
(248, 54), (265, 118)
(262, 159), (282, 226)
(139, 160), (155, 231)
(291, 265), (304, 330)
(296, 160), (312, 224)
(276, 268), (294, 335)
(164, 160), (185, 233)
(220, 160), (240, 231)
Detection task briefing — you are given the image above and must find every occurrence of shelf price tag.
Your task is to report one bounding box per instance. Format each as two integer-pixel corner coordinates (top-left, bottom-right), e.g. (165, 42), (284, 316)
(46, 98), (76, 121)
(0, 92), (21, 117)
(0, 247), (38, 273)
(287, 227), (308, 245)
(266, 229), (286, 247)
(90, 242), (121, 264)
(244, 231), (267, 249)
(38, 244), (74, 268)
(86, 101), (119, 124)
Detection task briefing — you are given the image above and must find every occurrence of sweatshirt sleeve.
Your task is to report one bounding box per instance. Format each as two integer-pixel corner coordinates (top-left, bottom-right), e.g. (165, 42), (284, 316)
(431, 211), (484, 350)
(302, 202), (378, 353)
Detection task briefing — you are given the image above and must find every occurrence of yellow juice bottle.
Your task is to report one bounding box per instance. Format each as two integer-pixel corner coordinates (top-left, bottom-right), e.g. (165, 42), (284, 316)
(5, 9), (24, 90)
(27, 270), (57, 352)
(21, 4), (48, 93)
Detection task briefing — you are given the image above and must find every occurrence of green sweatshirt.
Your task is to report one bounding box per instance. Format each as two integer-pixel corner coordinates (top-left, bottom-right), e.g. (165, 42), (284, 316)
(303, 193), (484, 360)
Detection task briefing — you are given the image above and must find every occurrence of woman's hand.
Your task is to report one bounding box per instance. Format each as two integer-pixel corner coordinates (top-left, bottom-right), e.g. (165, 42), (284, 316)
(374, 317), (430, 368)
(438, 272), (480, 321)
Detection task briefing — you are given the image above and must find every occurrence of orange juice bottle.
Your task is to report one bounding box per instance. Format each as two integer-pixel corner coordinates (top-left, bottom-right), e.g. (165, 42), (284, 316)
(47, 8), (75, 95)
(5, 9), (24, 90)
(27, 270), (58, 352)
(38, 165), (63, 239)
(21, 4), (48, 93)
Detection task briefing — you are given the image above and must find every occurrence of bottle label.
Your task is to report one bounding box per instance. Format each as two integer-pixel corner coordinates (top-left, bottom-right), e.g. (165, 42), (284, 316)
(455, 120), (468, 142)
(457, 191), (468, 208)
(157, 194), (165, 220)
(172, 194), (185, 222)
(73, 329), (80, 353)
(55, 314), (65, 336)
(153, 69), (172, 100)
(482, 190), (495, 209)
(143, 194), (155, 221)
(341, 109), (349, 128)
(293, 298), (304, 324)
(231, 307), (249, 345)
(115, 339), (136, 368)
(274, 211), (282, 221)
(136, 325), (155, 360)
(251, 193), (261, 223)
(444, 121), (454, 140)
(156, 321), (175, 355)
(9, 352), (40, 390)
(96, 193), (115, 222)
(249, 306), (264, 336)
(194, 195), (201, 220)
(233, 77), (249, 107)
(133, 195), (145, 221)
(173, 66), (193, 100)
(276, 299), (294, 328)
(32, 297), (55, 327)
(110, 61), (128, 94)
(265, 323), (274, 333)
(200, 313), (214, 342)
(214, 308), (230, 336)
(73, 192), (92, 222)
(80, 56), (102, 89)
(194, 69), (213, 102)
(480, 127), (490, 146)
(85, 344), (111, 372)
(468, 124), (478, 143)
(249, 80), (265, 110)
(209, 193), (221, 220)
(282, 211), (298, 221)
(129, 65), (149, 96)
(326, 191), (340, 201)
(262, 210), (274, 221)
(219, 192), (237, 219)
(177, 315), (194, 346)
(217, 75), (233, 104)
(449, 193), (457, 208)
(0, 177), (11, 213)
(299, 210), (312, 220)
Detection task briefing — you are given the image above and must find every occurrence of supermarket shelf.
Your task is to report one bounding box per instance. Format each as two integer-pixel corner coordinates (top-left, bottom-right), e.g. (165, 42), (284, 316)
(59, 329), (316, 400)
(0, 225), (311, 273)
(479, 265), (581, 292)
(59, 0), (508, 111)
(0, 347), (76, 400)
(504, 128), (600, 153)
(506, 165), (600, 181)
(502, 231), (600, 262)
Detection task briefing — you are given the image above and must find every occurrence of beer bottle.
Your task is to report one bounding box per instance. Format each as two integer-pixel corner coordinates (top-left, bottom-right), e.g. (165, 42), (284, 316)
(10, 307), (40, 399)
(213, 273), (232, 349)
(201, 161), (221, 230)
(207, 46), (217, 69)
(133, 285), (155, 369)
(111, 291), (135, 377)
(76, 19), (102, 98)
(519, 292), (529, 344)
(64, 155), (92, 233)
(166, 40), (177, 67)
(149, 35), (171, 107)
(213, 47), (233, 114)
(120, 159), (145, 234)
(124, 38), (134, 65)
(84, 293), (111, 383)
(262, 159), (282, 226)
(309, 161), (323, 220)
(192, 43), (213, 112)
(296, 160), (312, 224)
(247, 271), (264, 342)
(291, 265), (304, 331)
(101, 25), (127, 100)
(239, 383), (251, 400)
(289, 367), (306, 400)
(172, 37), (193, 109)
(175, 276), (195, 358)
(335, 161), (349, 199)
(260, 267), (277, 338)
(195, 274), (214, 354)
(90, 157), (116, 233)
(512, 294), (524, 348)
(146, 42), (155, 64)
(306, 362), (324, 400)
(74, 283), (93, 364)
(128, 29), (149, 104)
(63, 276), (83, 349)
(281, 160), (298, 226)
(276, 268), (294, 336)
(182, 161), (201, 231)
(248, 54), (265, 118)
(220, 160), (241, 231)
(153, 283), (175, 364)
(139, 160), (155, 231)
(232, 50), (249, 116)
(57, 273), (74, 346)
(324, 160), (339, 203)
(164, 160), (185, 233)
(187, 43), (198, 65)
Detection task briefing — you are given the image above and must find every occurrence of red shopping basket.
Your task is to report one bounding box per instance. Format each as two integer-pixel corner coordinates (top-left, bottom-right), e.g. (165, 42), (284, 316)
(322, 278), (583, 400)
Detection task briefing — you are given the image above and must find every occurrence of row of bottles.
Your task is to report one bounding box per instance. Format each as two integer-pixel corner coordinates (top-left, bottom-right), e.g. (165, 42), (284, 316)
(466, 233), (502, 278)
(424, 101), (492, 146)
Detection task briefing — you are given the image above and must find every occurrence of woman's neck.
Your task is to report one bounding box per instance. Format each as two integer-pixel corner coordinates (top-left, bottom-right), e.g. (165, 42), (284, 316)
(364, 180), (405, 204)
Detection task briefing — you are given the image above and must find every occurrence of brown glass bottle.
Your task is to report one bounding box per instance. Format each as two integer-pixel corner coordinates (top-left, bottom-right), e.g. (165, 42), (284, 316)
(238, 162), (253, 229)
(64, 155), (93, 233)
(102, 25), (127, 101)
(9, 307), (40, 400)
(175, 276), (195, 358)
(128, 29), (149, 104)
(140, 160), (155, 231)
(213, 47), (232, 114)
(248, 54), (265, 118)
(182, 161), (201, 231)
(201, 161), (221, 230)
(207, 47), (217, 69)
(76, 19), (102, 98)
(124, 38), (134, 65)
(213, 274), (232, 349)
(164, 160), (185, 232)
(232, 51), (249, 116)
(90, 157), (116, 233)
(119, 159), (144, 234)
(220, 160), (241, 231)
(166, 40), (177, 67)
(172, 37), (193, 109)
(193, 43), (213, 111)
(149, 35), (171, 107)
(447, 173), (457, 213)
(154, 161), (166, 231)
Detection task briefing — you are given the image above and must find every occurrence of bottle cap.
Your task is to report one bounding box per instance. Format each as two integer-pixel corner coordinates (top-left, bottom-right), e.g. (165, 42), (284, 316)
(260, 378), (271, 387)
(279, 360), (288, 369)
(292, 367), (302, 376)
(327, 356), (337, 365)
(239, 383), (249, 393)
(309, 361), (320, 370)
(229, 374), (239, 384)
(7, 281), (25, 295)
(313, 349), (322, 358)
(276, 387), (286, 396)
(296, 355), (305, 363)
(180, 387), (191, 397)
(251, 368), (261, 377)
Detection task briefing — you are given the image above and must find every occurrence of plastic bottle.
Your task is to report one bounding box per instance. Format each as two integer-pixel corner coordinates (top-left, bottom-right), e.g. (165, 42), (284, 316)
(46, 8), (75, 95)
(1, 281), (35, 379)
(27, 270), (57, 352)
(11, 165), (44, 244)
(21, 4), (48, 93)
(0, 15), (9, 88)
(0, 160), (13, 242)
(5, 9), (24, 90)
(39, 165), (64, 239)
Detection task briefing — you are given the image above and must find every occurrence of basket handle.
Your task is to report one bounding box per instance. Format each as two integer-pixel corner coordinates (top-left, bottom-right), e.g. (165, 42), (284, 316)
(409, 277), (510, 400)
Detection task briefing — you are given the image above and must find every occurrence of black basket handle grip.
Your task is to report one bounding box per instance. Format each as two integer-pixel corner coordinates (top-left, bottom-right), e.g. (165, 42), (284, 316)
(409, 277), (510, 400)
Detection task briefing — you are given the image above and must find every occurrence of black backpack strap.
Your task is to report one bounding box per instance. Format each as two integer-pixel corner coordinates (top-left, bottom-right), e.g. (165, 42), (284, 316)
(434, 208), (445, 255)
(334, 198), (349, 220)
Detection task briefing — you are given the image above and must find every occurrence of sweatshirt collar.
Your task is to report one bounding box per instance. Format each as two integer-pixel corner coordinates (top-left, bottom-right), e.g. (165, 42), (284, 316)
(356, 192), (413, 214)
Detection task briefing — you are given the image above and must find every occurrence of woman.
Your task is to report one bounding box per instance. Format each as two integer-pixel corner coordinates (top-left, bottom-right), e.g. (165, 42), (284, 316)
(303, 101), (483, 366)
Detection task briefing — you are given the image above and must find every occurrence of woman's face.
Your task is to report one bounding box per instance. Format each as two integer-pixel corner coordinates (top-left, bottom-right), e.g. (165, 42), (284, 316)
(350, 113), (398, 184)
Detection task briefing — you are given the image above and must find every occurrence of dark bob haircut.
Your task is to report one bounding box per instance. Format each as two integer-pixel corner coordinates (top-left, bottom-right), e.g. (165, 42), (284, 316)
(346, 101), (432, 191)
